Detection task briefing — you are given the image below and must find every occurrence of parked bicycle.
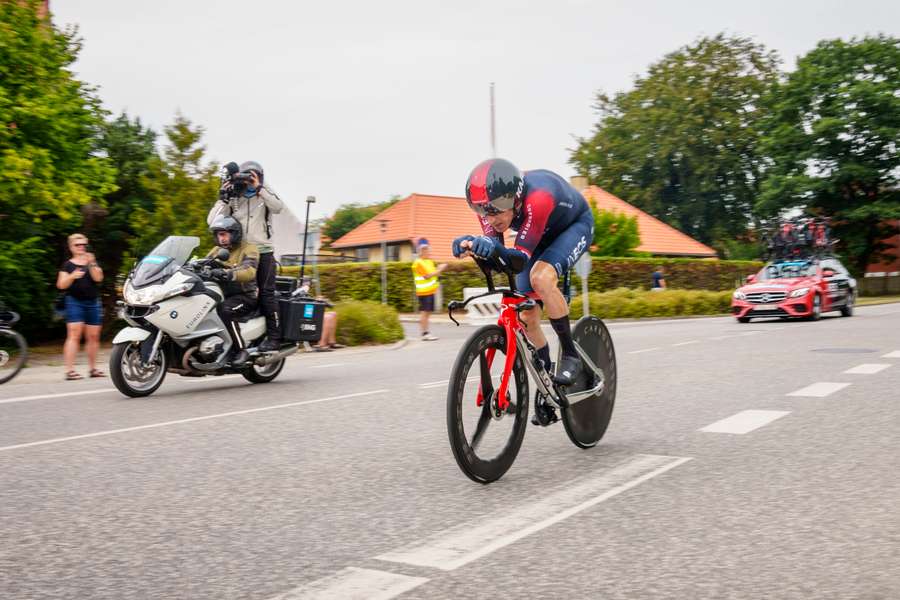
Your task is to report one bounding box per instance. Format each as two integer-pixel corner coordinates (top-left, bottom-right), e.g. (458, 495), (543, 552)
(0, 304), (27, 385)
(445, 258), (617, 483)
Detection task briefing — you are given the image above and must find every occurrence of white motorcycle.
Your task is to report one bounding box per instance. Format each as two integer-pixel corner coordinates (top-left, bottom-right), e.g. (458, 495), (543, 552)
(110, 236), (301, 397)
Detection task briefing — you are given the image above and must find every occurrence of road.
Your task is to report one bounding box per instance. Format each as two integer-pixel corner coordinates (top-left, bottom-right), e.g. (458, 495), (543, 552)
(2, 305), (899, 599)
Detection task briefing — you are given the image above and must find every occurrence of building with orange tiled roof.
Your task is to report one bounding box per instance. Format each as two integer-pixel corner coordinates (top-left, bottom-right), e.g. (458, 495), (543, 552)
(331, 182), (716, 262)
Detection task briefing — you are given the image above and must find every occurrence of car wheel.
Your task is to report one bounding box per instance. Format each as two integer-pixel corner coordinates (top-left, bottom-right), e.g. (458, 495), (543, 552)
(841, 292), (855, 317)
(808, 294), (822, 321)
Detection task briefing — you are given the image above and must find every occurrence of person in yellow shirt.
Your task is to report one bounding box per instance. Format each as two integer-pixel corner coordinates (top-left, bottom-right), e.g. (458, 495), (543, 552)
(411, 239), (447, 341)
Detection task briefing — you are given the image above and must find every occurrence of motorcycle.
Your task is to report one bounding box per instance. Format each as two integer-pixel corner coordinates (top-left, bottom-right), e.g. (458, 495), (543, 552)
(110, 236), (300, 397)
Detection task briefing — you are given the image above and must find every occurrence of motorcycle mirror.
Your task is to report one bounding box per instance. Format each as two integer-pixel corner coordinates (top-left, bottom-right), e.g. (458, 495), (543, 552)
(217, 248), (230, 261)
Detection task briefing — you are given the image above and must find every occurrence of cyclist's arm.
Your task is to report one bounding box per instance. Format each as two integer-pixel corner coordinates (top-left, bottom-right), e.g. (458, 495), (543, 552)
(513, 190), (554, 258)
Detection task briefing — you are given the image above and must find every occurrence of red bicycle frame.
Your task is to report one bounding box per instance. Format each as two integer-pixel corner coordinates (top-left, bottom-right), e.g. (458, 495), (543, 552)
(475, 293), (529, 411)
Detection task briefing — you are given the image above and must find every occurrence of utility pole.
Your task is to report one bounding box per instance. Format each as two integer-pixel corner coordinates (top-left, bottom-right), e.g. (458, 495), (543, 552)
(490, 82), (497, 157)
(299, 195), (316, 285)
(378, 219), (388, 304)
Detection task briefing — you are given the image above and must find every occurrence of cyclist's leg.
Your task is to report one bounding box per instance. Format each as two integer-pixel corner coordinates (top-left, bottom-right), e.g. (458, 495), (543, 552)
(531, 213), (593, 384)
(515, 254), (551, 370)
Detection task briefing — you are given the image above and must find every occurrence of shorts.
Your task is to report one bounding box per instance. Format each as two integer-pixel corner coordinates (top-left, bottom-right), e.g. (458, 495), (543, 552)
(516, 209), (594, 298)
(417, 294), (436, 312)
(65, 296), (103, 326)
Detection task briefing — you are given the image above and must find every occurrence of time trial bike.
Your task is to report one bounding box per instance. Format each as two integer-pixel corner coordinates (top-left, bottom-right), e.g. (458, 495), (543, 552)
(446, 257), (616, 483)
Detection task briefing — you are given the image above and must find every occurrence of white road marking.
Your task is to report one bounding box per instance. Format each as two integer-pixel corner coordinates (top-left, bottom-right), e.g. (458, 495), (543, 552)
(738, 331), (763, 336)
(376, 454), (690, 571)
(672, 340), (699, 347)
(268, 567), (428, 600)
(843, 363), (892, 375)
(882, 351), (900, 359)
(0, 388), (116, 405)
(708, 335), (733, 341)
(627, 347), (660, 354)
(0, 389), (389, 453)
(700, 410), (790, 434)
(787, 382), (851, 398)
(310, 363), (348, 369)
(419, 379), (448, 389)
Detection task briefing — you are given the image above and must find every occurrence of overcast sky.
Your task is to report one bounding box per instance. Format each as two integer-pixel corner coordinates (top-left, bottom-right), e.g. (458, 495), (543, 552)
(52, 1), (898, 221)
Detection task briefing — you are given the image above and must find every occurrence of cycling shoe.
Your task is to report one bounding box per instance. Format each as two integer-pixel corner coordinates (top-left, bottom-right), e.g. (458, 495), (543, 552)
(552, 353), (582, 386)
(531, 393), (559, 427)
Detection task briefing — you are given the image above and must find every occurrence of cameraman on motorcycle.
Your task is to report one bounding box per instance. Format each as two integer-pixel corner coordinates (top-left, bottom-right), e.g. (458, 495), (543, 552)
(207, 161), (284, 352)
(207, 216), (259, 366)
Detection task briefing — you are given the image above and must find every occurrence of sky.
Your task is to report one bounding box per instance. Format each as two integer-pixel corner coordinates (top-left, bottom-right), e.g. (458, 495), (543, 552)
(52, 0), (898, 221)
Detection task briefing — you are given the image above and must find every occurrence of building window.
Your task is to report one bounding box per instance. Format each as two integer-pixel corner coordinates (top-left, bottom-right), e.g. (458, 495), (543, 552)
(386, 244), (401, 262)
(355, 247), (369, 261)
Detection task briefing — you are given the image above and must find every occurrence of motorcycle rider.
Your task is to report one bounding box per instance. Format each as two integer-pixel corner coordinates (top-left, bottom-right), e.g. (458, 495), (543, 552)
(207, 161), (284, 352)
(206, 215), (259, 366)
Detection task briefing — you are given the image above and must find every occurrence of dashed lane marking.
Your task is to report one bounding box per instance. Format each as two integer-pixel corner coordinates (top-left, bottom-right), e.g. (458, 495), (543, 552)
(882, 351), (900, 359)
(376, 454), (691, 571)
(672, 340), (699, 347)
(700, 410), (791, 434)
(0, 388), (116, 405)
(267, 567), (428, 600)
(786, 382), (851, 398)
(627, 347), (661, 354)
(843, 363), (892, 375)
(0, 389), (389, 453)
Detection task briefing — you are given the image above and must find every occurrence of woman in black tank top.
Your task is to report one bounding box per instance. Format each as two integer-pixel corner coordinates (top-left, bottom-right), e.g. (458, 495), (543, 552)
(56, 233), (105, 380)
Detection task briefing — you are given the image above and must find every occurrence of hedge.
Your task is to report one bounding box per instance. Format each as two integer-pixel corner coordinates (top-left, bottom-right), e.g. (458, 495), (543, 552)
(570, 288), (733, 319)
(333, 300), (404, 345)
(279, 257), (761, 313)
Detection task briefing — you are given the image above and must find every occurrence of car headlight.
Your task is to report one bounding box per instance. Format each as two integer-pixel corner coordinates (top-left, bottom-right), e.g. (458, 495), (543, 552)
(733, 290), (746, 300)
(789, 287), (810, 298)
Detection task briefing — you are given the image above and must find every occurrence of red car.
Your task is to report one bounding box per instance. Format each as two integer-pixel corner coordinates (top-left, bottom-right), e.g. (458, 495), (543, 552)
(731, 258), (857, 323)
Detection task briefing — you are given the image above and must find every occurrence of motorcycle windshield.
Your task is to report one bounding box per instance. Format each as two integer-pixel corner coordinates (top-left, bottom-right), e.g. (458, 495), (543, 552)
(131, 236), (200, 288)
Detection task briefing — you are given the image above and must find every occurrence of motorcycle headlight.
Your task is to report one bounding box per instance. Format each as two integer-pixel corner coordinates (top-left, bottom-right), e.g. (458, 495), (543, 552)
(733, 290), (746, 300)
(789, 287), (810, 298)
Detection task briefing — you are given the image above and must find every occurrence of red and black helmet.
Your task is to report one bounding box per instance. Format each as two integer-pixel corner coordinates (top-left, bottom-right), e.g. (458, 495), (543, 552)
(465, 158), (524, 217)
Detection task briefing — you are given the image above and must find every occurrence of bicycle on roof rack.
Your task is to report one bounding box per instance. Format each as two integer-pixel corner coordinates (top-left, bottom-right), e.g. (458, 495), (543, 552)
(445, 256), (617, 484)
(0, 304), (27, 385)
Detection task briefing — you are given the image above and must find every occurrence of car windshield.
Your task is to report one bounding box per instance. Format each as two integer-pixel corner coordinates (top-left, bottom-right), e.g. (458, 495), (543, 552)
(758, 261), (818, 281)
(131, 236), (200, 287)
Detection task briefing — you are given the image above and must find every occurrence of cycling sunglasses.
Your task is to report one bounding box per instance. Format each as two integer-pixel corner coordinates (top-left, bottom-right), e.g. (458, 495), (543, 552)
(472, 194), (516, 217)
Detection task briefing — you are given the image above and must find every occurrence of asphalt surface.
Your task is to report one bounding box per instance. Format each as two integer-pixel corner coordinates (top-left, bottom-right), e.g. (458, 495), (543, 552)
(2, 305), (899, 599)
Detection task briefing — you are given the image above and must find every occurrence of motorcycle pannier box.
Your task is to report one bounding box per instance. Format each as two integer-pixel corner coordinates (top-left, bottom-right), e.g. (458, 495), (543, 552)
(278, 296), (326, 343)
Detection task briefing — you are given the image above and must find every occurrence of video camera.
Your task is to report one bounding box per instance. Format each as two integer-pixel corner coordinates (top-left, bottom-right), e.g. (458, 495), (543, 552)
(219, 161), (255, 201)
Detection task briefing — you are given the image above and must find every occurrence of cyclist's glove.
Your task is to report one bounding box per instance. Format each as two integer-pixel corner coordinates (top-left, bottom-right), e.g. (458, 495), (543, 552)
(452, 235), (475, 258)
(469, 235), (498, 259)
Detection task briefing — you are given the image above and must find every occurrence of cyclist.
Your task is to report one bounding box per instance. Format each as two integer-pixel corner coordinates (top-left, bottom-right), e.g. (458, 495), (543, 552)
(452, 158), (594, 387)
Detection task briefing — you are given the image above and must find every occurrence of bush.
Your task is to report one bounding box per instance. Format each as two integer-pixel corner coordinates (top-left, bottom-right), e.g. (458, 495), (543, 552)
(281, 256), (760, 313)
(333, 300), (405, 346)
(569, 288), (733, 319)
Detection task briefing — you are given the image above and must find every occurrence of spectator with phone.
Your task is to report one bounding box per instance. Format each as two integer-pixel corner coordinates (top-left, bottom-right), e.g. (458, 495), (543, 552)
(56, 233), (104, 380)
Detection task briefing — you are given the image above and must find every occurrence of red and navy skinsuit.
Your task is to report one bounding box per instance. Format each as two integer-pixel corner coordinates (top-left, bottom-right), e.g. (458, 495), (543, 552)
(479, 169), (594, 297)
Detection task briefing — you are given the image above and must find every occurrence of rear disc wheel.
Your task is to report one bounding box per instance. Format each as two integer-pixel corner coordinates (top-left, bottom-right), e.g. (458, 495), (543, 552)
(561, 316), (616, 449)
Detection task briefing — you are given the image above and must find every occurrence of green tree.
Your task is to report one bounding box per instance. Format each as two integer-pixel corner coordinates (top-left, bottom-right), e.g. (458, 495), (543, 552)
(571, 34), (780, 246)
(757, 36), (900, 274)
(86, 113), (157, 308)
(0, 1), (115, 337)
(129, 114), (219, 258)
(591, 207), (641, 256)
(321, 195), (402, 246)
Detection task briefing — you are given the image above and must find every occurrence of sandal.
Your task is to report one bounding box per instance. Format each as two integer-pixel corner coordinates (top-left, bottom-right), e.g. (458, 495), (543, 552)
(312, 346), (333, 352)
(329, 343), (346, 349)
(65, 371), (83, 381)
(89, 369), (106, 378)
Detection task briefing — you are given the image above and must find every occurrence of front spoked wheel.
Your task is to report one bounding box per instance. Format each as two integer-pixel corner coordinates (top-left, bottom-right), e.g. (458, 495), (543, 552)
(561, 316), (617, 449)
(0, 329), (27, 385)
(447, 324), (529, 484)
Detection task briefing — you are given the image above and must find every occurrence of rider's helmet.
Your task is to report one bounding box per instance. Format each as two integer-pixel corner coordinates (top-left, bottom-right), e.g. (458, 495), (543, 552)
(240, 160), (264, 184)
(464, 158), (524, 217)
(210, 215), (243, 248)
